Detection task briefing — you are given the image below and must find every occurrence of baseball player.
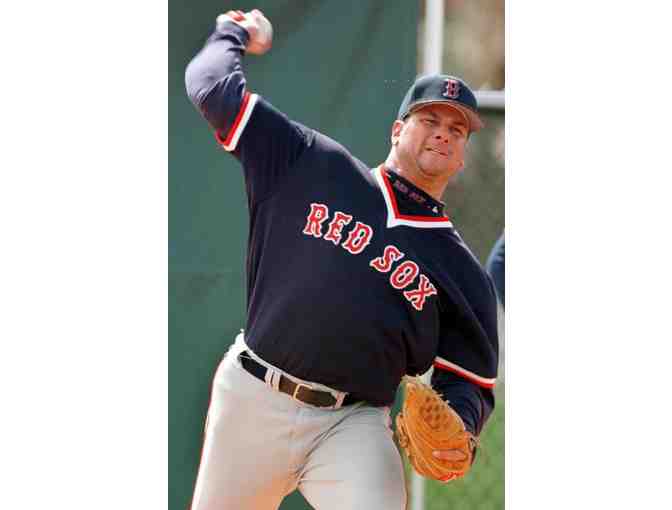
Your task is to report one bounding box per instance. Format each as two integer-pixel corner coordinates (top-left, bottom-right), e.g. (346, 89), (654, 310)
(486, 232), (505, 308)
(184, 9), (499, 510)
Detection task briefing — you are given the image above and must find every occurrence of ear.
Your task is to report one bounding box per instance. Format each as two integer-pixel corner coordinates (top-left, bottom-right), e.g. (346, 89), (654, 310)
(390, 120), (404, 145)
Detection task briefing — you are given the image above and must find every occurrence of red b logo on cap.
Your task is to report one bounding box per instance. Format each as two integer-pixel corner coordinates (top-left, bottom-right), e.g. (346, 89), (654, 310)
(443, 79), (460, 99)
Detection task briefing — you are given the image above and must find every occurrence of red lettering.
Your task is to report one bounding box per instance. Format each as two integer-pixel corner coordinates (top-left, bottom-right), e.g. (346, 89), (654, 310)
(342, 221), (373, 255)
(302, 203), (329, 238)
(369, 245), (405, 273)
(323, 211), (354, 245)
(389, 261), (419, 289)
(403, 274), (437, 311)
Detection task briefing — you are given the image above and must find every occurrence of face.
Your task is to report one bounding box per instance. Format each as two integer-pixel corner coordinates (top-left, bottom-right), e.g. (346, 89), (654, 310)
(391, 103), (469, 181)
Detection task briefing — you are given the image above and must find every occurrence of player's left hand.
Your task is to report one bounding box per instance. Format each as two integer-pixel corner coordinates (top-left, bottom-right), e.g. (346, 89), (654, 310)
(396, 376), (475, 482)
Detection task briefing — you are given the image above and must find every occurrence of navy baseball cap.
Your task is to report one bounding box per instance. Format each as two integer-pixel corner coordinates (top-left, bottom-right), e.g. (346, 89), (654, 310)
(397, 74), (484, 132)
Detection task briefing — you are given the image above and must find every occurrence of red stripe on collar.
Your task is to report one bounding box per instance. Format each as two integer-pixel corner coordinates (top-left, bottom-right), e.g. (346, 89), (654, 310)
(378, 165), (451, 223)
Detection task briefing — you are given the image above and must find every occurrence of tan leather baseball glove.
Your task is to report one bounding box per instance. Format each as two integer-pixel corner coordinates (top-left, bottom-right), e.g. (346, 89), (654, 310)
(395, 376), (477, 482)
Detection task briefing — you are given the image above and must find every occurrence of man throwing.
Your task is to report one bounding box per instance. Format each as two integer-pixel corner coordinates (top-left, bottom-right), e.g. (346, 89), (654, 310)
(185, 8), (498, 510)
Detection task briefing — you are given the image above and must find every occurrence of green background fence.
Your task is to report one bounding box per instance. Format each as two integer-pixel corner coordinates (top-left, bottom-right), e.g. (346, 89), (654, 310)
(169, 1), (503, 509)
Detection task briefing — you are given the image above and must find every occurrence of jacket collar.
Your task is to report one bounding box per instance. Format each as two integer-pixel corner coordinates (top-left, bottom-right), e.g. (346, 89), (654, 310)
(372, 165), (454, 229)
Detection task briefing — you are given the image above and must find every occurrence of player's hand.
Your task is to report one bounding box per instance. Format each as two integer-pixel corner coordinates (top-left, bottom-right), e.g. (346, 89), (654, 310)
(217, 9), (273, 55)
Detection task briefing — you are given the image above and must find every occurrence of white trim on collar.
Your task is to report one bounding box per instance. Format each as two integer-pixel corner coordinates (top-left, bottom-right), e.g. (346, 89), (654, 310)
(372, 165), (454, 229)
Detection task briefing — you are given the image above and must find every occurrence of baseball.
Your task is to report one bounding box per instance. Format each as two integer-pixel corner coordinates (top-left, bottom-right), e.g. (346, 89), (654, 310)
(246, 9), (273, 55)
(254, 10), (273, 47)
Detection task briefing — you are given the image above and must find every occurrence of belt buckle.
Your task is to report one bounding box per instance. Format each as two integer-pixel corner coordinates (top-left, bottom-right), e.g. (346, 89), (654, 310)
(292, 382), (312, 403)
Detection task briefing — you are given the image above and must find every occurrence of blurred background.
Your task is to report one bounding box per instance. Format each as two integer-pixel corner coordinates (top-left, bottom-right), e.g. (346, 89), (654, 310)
(169, 1), (504, 509)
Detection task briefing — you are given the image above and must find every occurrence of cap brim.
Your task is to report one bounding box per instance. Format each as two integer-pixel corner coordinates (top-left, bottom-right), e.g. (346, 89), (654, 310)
(408, 100), (484, 132)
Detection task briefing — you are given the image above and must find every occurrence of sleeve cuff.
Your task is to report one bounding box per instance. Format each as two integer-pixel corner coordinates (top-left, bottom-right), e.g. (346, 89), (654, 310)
(433, 356), (497, 389)
(214, 91), (259, 151)
(216, 14), (250, 39)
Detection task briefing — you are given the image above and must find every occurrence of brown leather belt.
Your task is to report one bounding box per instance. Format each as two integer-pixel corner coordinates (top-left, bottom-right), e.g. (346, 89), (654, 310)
(239, 352), (359, 408)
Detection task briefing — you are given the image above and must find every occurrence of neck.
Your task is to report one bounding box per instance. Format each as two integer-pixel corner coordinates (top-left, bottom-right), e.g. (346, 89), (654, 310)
(384, 152), (448, 201)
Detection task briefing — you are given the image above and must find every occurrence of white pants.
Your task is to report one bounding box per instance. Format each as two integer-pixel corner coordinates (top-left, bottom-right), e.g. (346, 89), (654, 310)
(190, 335), (407, 510)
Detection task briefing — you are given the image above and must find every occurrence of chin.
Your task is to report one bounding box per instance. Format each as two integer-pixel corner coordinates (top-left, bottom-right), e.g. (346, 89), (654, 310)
(418, 162), (457, 179)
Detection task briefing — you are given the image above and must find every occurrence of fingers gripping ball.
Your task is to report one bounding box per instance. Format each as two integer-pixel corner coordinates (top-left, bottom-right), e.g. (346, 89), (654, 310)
(395, 376), (477, 482)
(217, 9), (273, 55)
